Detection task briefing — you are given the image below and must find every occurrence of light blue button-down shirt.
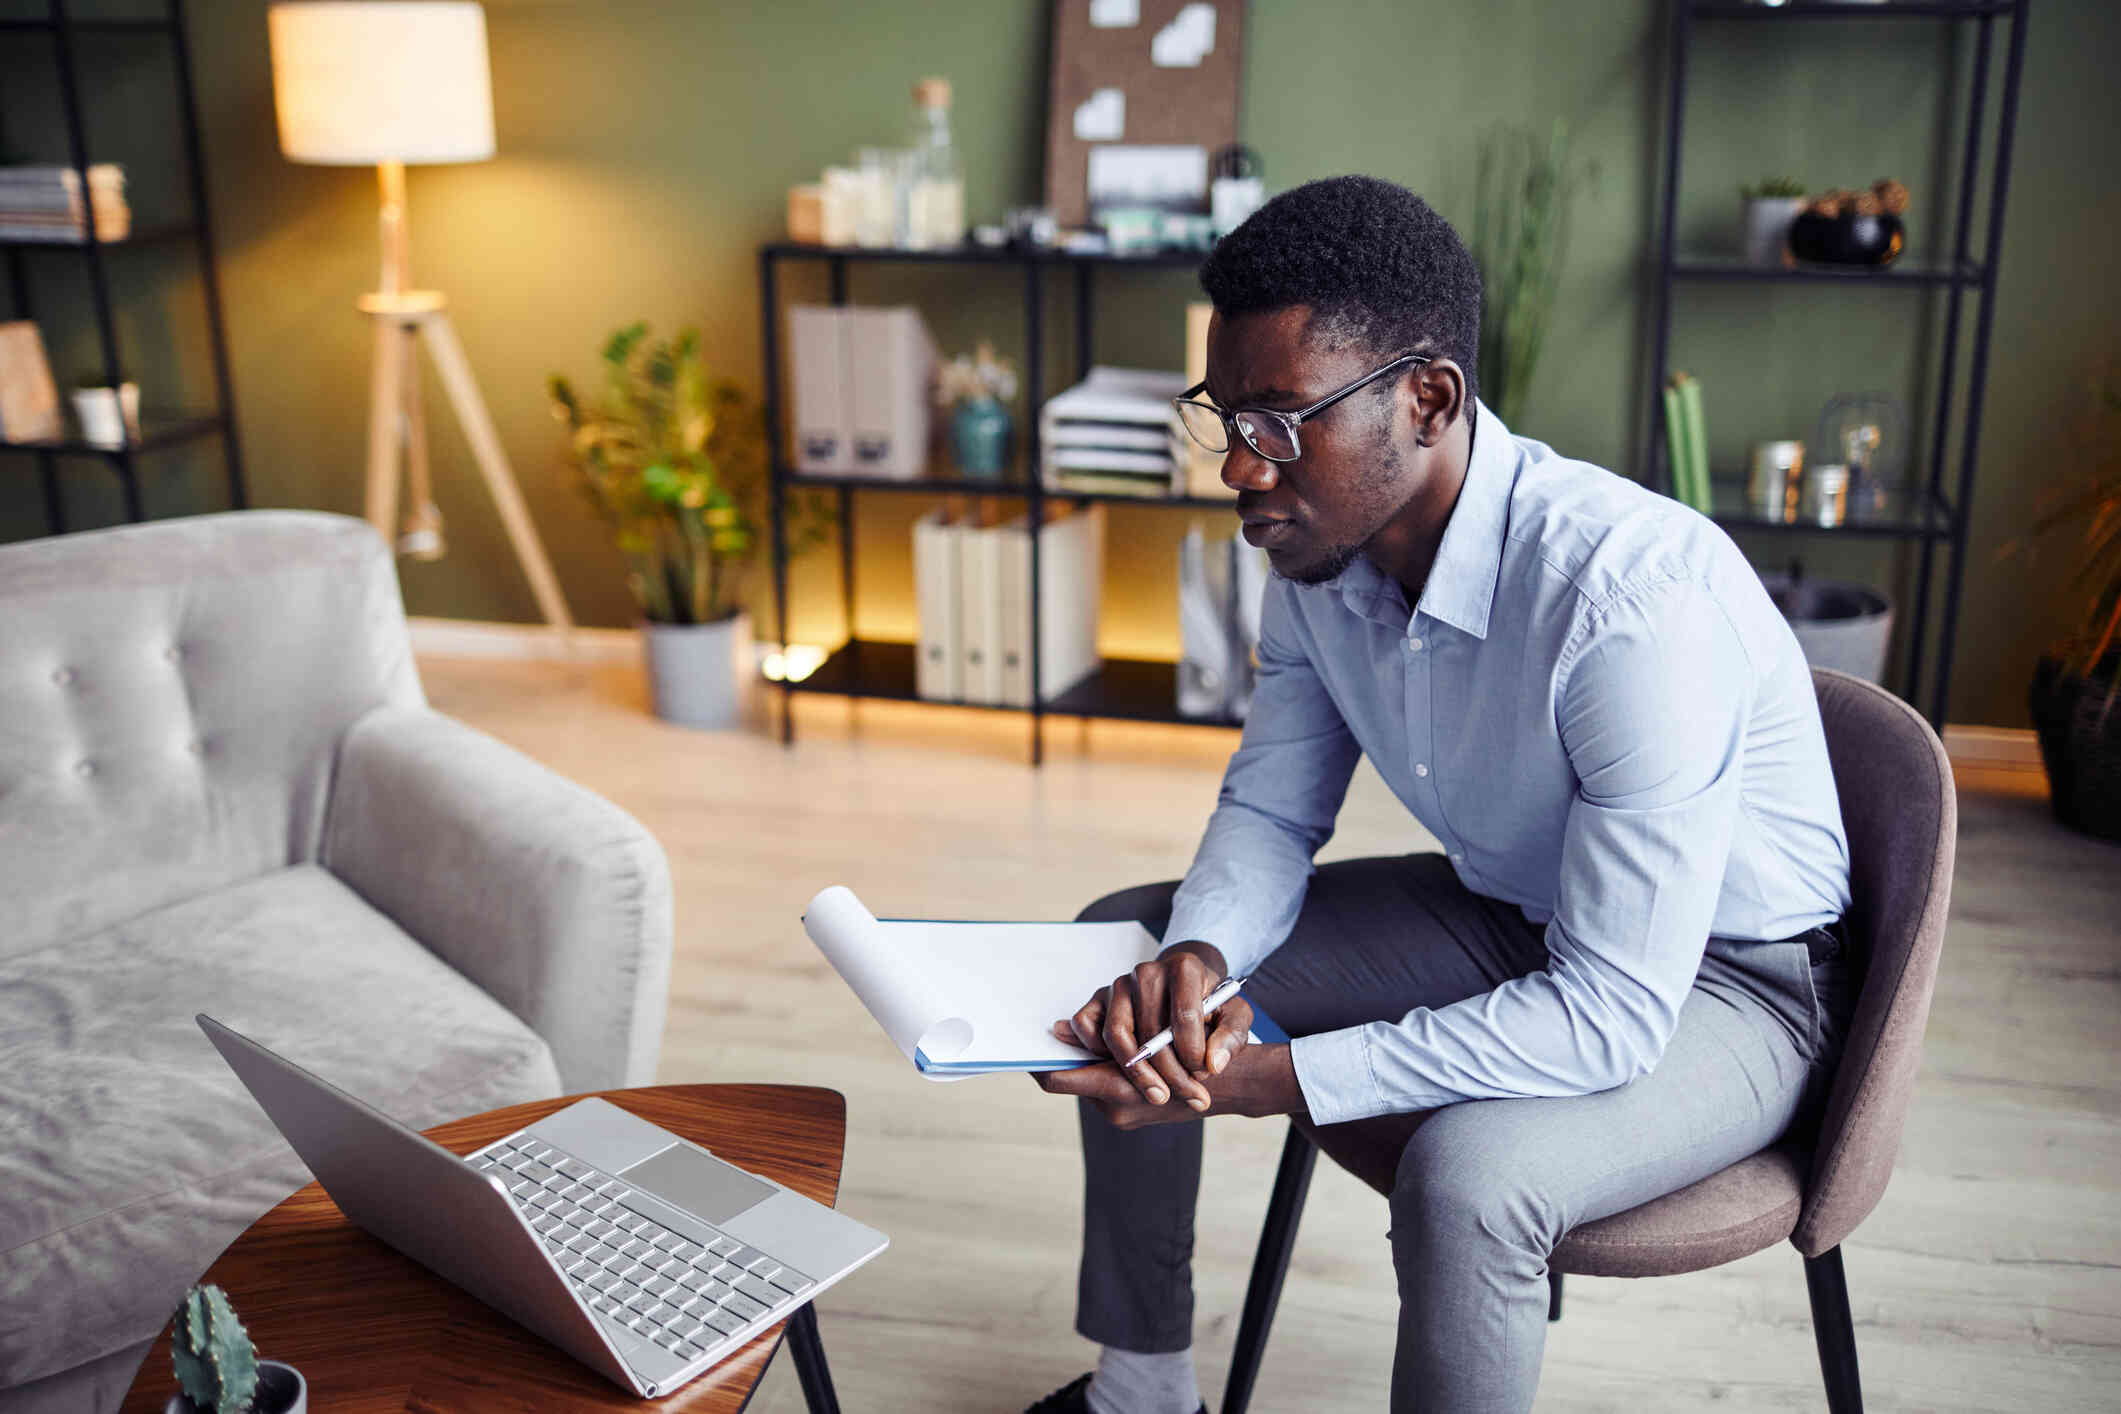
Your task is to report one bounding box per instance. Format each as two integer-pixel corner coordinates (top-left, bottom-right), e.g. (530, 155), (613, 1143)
(1166, 404), (1852, 1127)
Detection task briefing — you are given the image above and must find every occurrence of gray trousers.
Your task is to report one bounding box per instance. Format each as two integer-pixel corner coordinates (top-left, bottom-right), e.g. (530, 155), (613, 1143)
(1073, 854), (1850, 1413)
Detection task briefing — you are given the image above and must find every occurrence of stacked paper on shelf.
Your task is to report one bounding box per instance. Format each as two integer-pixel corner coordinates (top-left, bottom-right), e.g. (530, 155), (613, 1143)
(1040, 367), (1189, 498)
(0, 165), (129, 243)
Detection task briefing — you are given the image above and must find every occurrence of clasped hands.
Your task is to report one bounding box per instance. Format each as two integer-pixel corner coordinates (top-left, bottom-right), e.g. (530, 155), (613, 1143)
(1031, 940), (1305, 1129)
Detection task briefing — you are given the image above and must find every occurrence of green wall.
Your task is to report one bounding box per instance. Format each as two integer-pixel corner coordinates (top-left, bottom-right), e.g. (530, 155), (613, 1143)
(4, 0), (2115, 726)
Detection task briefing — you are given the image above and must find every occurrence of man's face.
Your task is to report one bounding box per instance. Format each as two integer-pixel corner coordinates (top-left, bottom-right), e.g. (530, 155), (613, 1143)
(1205, 306), (1421, 585)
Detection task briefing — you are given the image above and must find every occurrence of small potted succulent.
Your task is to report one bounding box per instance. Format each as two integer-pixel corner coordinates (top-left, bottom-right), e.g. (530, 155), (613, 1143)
(164, 1284), (305, 1414)
(935, 341), (1019, 480)
(551, 323), (828, 729)
(1738, 176), (1806, 266)
(2019, 367), (2121, 841)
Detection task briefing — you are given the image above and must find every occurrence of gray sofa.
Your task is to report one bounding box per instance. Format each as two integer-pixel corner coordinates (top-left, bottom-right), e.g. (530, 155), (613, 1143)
(0, 511), (673, 1412)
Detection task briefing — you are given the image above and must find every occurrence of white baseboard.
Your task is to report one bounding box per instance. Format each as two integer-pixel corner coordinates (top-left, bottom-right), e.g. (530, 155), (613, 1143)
(1941, 725), (2043, 772)
(407, 615), (640, 666)
(406, 617), (2051, 773)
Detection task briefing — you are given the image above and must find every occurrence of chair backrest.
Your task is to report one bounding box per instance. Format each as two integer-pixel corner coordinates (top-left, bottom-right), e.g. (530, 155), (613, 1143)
(1792, 668), (1957, 1256)
(0, 511), (422, 959)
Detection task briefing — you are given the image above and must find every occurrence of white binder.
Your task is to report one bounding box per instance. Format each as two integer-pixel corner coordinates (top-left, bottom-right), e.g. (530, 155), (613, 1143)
(788, 306), (850, 474)
(847, 307), (936, 479)
(958, 519), (1006, 706)
(913, 507), (962, 701)
(996, 505), (1104, 707)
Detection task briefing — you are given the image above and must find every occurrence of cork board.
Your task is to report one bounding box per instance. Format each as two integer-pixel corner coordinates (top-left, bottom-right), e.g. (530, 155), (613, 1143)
(1043, 0), (1245, 227)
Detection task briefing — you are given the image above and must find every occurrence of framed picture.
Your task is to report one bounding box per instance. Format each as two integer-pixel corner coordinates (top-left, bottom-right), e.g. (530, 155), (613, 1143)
(1043, 0), (1245, 228)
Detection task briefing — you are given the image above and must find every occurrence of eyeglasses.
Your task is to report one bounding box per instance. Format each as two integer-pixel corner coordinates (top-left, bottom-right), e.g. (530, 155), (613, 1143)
(1174, 354), (1428, 465)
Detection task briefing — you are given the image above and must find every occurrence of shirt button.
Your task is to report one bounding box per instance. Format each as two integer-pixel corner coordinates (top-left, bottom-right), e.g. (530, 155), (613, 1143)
(1406, 636), (1424, 653)
(1415, 763), (1430, 778)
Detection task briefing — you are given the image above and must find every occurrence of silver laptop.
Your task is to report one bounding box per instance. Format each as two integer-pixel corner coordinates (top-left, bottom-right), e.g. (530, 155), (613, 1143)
(198, 1014), (889, 1397)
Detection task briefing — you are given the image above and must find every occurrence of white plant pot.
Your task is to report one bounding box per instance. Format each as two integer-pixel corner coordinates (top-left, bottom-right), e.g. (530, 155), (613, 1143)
(1760, 573), (1893, 685)
(71, 382), (140, 447)
(643, 612), (754, 730)
(1741, 197), (1804, 267)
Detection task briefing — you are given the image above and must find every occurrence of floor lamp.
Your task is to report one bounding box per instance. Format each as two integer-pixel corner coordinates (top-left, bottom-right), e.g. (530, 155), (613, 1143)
(269, 0), (572, 634)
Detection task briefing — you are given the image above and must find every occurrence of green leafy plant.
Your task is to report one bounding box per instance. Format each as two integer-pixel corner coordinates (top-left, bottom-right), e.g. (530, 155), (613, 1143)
(550, 323), (827, 627)
(170, 1284), (259, 1414)
(1472, 119), (1594, 428)
(1740, 176), (1807, 200)
(2019, 364), (2121, 710)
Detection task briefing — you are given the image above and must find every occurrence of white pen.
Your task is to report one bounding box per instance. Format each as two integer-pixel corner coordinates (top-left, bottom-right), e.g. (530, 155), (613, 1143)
(1122, 974), (1250, 1071)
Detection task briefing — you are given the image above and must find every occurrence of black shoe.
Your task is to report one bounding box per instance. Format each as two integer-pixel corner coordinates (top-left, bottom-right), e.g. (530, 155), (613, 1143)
(1022, 1372), (1207, 1414)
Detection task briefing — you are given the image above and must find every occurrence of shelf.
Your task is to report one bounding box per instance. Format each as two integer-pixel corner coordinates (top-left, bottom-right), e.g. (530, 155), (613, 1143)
(1671, 254), (1984, 286)
(0, 221), (196, 251)
(786, 638), (1243, 729)
(762, 241), (1205, 271)
(778, 464), (1241, 510)
(0, 16), (177, 33)
(1701, 478), (1955, 538)
(0, 410), (226, 457)
(1687, 1), (2014, 18)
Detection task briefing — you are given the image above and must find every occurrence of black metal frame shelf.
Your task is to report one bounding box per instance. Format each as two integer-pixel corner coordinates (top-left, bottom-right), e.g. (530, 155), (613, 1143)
(0, 0), (244, 534)
(1649, 0), (2027, 727)
(761, 241), (1231, 764)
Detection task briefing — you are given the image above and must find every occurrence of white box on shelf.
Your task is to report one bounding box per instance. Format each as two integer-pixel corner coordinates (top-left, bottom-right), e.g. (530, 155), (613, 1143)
(788, 305), (851, 474)
(846, 306), (936, 480)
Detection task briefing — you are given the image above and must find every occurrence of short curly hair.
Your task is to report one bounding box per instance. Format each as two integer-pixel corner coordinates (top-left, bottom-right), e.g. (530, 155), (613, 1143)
(1199, 175), (1482, 412)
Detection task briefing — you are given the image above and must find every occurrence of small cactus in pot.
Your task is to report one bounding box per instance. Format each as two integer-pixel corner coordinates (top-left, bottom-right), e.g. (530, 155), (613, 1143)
(166, 1284), (306, 1414)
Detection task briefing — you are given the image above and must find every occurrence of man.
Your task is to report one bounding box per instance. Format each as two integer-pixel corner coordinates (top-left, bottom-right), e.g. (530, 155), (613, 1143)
(1023, 176), (1853, 1414)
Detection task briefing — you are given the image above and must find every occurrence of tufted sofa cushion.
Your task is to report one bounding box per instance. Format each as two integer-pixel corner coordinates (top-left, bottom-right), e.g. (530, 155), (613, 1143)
(0, 864), (563, 1389)
(0, 511), (421, 959)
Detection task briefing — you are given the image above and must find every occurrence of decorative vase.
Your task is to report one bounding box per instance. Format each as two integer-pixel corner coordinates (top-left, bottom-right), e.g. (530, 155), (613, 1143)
(165, 1359), (307, 1414)
(1786, 210), (1904, 267)
(949, 394), (1011, 479)
(1740, 196), (1804, 267)
(2029, 652), (2121, 842)
(71, 381), (140, 447)
(643, 611), (754, 730)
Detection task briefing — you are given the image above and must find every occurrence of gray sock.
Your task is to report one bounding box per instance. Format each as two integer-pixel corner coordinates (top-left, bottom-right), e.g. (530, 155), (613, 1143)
(1085, 1346), (1200, 1414)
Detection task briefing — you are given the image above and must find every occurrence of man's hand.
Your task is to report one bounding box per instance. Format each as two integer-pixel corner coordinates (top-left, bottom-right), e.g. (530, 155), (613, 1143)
(1046, 940), (1253, 1111)
(1035, 1041), (1306, 1130)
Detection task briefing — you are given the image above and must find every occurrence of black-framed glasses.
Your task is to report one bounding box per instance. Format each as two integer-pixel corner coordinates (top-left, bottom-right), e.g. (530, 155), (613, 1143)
(1174, 354), (1428, 464)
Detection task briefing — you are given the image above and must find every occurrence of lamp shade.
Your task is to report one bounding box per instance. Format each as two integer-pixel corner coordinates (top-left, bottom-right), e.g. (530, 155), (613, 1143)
(269, 2), (495, 165)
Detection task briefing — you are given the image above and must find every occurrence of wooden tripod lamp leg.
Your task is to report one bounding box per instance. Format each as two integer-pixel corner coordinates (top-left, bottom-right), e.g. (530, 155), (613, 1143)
(364, 314), (404, 542)
(419, 310), (575, 634)
(397, 321), (445, 561)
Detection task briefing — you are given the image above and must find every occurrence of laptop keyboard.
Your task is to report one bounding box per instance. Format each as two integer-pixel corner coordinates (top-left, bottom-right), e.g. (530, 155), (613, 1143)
(471, 1133), (815, 1364)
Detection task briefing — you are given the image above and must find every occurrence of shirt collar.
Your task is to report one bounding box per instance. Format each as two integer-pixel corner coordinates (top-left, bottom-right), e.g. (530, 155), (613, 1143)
(1407, 398), (1514, 640)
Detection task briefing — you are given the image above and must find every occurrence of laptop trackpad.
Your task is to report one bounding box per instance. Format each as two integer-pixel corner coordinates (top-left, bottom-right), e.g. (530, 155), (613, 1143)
(621, 1145), (774, 1225)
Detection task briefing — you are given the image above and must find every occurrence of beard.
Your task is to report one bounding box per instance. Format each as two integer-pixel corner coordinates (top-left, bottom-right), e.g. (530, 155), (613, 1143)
(1267, 413), (1411, 586)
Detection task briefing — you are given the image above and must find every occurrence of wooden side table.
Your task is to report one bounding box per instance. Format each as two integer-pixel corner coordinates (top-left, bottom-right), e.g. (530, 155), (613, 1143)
(120, 1084), (854, 1413)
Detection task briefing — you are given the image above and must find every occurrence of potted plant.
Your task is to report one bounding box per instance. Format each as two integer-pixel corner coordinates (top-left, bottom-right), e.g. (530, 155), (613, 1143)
(1472, 118), (1594, 428)
(164, 1284), (305, 1414)
(936, 341), (1019, 480)
(1738, 176), (1807, 267)
(2021, 367), (2121, 840)
(550, 323), (826, 729)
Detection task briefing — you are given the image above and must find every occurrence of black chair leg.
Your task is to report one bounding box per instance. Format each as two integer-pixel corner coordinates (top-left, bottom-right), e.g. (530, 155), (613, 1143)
(1547, 1270), (1563, 1323)
(786, 1302), (842, 1414)
(1221, 1123), (1319, 1414)
(1803, 1246), (1864, 1414)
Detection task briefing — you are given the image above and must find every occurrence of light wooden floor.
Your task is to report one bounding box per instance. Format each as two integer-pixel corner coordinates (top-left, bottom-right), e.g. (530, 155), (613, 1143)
(420, 654), (2121, 1413)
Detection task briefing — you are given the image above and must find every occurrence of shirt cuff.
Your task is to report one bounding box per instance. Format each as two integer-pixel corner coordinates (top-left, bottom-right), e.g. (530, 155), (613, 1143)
(1289, 1025), (1386, 1128)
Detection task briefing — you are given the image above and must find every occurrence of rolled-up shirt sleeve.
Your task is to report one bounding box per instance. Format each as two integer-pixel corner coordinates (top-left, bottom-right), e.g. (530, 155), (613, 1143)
(1163, 582), (1362, 979)
(1290, 577), (1755, 1126)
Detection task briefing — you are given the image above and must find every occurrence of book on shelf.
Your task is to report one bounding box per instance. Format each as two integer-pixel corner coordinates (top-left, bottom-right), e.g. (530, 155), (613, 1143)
(1178, 523), (1268, 722)
(1182, 301), (1233, 499)
(0, 164), (129, 243)
(0, 321), (62, 441)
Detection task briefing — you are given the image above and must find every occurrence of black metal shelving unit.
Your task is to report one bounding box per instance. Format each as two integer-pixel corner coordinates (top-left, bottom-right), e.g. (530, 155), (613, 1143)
(759, 241), (1237, 765)
(1649, 0), (2028, 728)
(0, 0), (245, 535)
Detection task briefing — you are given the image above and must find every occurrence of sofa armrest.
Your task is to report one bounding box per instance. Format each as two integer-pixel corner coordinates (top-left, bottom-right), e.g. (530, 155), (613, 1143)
(322, 705), (671, 1091)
